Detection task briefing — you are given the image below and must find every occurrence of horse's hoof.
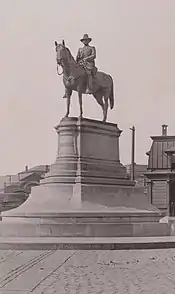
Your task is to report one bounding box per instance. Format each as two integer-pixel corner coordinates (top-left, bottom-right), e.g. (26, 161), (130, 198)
(85, 89), (92, 95)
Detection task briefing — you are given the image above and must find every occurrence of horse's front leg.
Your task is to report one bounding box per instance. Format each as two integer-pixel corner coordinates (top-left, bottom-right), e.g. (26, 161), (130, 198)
(65, 89), (72, 117)
(78, 91), (83, 119)
(103, 94), (109, 122)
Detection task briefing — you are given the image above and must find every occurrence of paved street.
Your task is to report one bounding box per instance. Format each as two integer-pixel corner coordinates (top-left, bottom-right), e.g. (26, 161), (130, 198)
(0, 249), (175, 293)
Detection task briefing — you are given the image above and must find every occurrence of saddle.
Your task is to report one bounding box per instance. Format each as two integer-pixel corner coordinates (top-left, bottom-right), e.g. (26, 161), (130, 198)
(79, 60), (97, 77)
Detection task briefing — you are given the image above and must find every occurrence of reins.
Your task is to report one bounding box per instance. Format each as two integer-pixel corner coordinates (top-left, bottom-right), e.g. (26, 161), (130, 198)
(56, 64), (63, 75)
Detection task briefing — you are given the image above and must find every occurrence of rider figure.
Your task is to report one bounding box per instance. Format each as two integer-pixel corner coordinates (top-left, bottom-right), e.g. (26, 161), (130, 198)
(76, 34), (96, 94)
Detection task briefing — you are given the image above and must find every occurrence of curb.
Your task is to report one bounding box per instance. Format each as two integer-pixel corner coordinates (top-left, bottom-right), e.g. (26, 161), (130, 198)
(0, 237), (175, 250)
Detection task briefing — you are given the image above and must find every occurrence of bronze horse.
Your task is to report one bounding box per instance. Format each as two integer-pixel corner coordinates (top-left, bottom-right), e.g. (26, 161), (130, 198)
(55, 40), (114, 122)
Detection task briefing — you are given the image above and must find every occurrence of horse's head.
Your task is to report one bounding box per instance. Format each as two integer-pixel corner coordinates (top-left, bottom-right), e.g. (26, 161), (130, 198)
(55, 40), (72, 67)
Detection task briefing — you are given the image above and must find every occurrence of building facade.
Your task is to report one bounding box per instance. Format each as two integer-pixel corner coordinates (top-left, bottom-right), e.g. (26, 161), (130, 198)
(145, 125), (175, 216)
(0, 165), (50, 213)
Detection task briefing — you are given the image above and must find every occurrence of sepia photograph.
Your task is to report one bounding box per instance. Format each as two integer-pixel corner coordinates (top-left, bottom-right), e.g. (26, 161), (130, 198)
(0, 0), (175, 293)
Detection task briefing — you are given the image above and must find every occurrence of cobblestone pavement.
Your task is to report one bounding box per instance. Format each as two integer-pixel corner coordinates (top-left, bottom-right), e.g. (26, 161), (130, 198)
(0, 249), (175, 293)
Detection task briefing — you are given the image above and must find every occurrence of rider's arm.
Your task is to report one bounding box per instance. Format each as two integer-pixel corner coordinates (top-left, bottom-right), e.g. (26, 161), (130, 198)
(84, 46), (96, 62)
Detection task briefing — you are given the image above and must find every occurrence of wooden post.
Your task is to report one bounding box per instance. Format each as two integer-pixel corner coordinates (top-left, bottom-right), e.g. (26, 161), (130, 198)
(130, 126), (135, 182)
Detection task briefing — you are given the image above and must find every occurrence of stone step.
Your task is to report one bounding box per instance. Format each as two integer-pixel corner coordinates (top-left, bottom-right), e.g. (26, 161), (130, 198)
(0, 222), (169, 238)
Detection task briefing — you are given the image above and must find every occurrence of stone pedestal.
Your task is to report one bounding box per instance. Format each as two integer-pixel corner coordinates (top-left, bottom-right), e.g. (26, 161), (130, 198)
(0, 117), (163, 237)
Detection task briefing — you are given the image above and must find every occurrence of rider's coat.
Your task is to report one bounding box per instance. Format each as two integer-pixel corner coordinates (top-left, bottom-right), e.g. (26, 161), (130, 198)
(76, 45), (96, 73)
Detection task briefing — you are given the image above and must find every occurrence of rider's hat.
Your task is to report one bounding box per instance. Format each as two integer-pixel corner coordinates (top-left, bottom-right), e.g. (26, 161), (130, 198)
(80, 34), (92, 43)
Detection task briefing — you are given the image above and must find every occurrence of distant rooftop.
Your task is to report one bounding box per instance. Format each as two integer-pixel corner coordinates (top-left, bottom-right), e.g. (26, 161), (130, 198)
(0, 165), (50, 190)
(147, 125), (175, 170)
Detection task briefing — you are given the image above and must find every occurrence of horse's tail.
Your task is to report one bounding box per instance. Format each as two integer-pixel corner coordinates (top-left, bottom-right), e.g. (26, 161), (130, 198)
(109, 77), (114, 109)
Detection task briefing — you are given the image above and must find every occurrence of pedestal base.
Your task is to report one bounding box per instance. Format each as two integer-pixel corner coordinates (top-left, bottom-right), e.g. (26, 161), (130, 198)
(0, 211), (167, 237)
(0, 118), (164, 238)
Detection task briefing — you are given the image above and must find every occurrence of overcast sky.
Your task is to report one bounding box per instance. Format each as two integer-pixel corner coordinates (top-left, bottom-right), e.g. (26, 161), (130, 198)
(0, 0), (175, 175)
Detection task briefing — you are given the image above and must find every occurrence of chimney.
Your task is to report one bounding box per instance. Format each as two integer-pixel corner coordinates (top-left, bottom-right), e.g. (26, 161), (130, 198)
(25, 165), (28, 172)
(162, 124), (168, 136)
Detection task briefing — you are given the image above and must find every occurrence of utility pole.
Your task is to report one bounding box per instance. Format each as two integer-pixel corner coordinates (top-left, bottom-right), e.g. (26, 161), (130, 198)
(130, 126), (135, 182)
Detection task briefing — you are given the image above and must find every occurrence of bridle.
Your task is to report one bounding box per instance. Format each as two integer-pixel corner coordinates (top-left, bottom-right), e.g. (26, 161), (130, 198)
(56, 57), (73, 83)
(55, 44), (64, 76)
(56, 50), (70, 79)
(55, 44), (81, 82)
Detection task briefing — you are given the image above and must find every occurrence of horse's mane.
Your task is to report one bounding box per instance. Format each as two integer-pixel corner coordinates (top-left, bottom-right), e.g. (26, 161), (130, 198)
(65, 47), (76, 63)
(56, 43), (76, 64)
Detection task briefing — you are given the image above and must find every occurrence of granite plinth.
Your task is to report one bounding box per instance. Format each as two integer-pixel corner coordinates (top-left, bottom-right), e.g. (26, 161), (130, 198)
(0, 117), (162, 237)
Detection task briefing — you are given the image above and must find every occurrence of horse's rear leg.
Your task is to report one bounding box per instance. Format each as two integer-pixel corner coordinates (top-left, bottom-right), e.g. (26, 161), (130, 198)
(65, 89), (72, 117)
(93, 91), (105, 119)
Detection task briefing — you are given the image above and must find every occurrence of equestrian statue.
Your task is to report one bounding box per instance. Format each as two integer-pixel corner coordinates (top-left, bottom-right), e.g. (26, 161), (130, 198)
(55, 34), (114, 122)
